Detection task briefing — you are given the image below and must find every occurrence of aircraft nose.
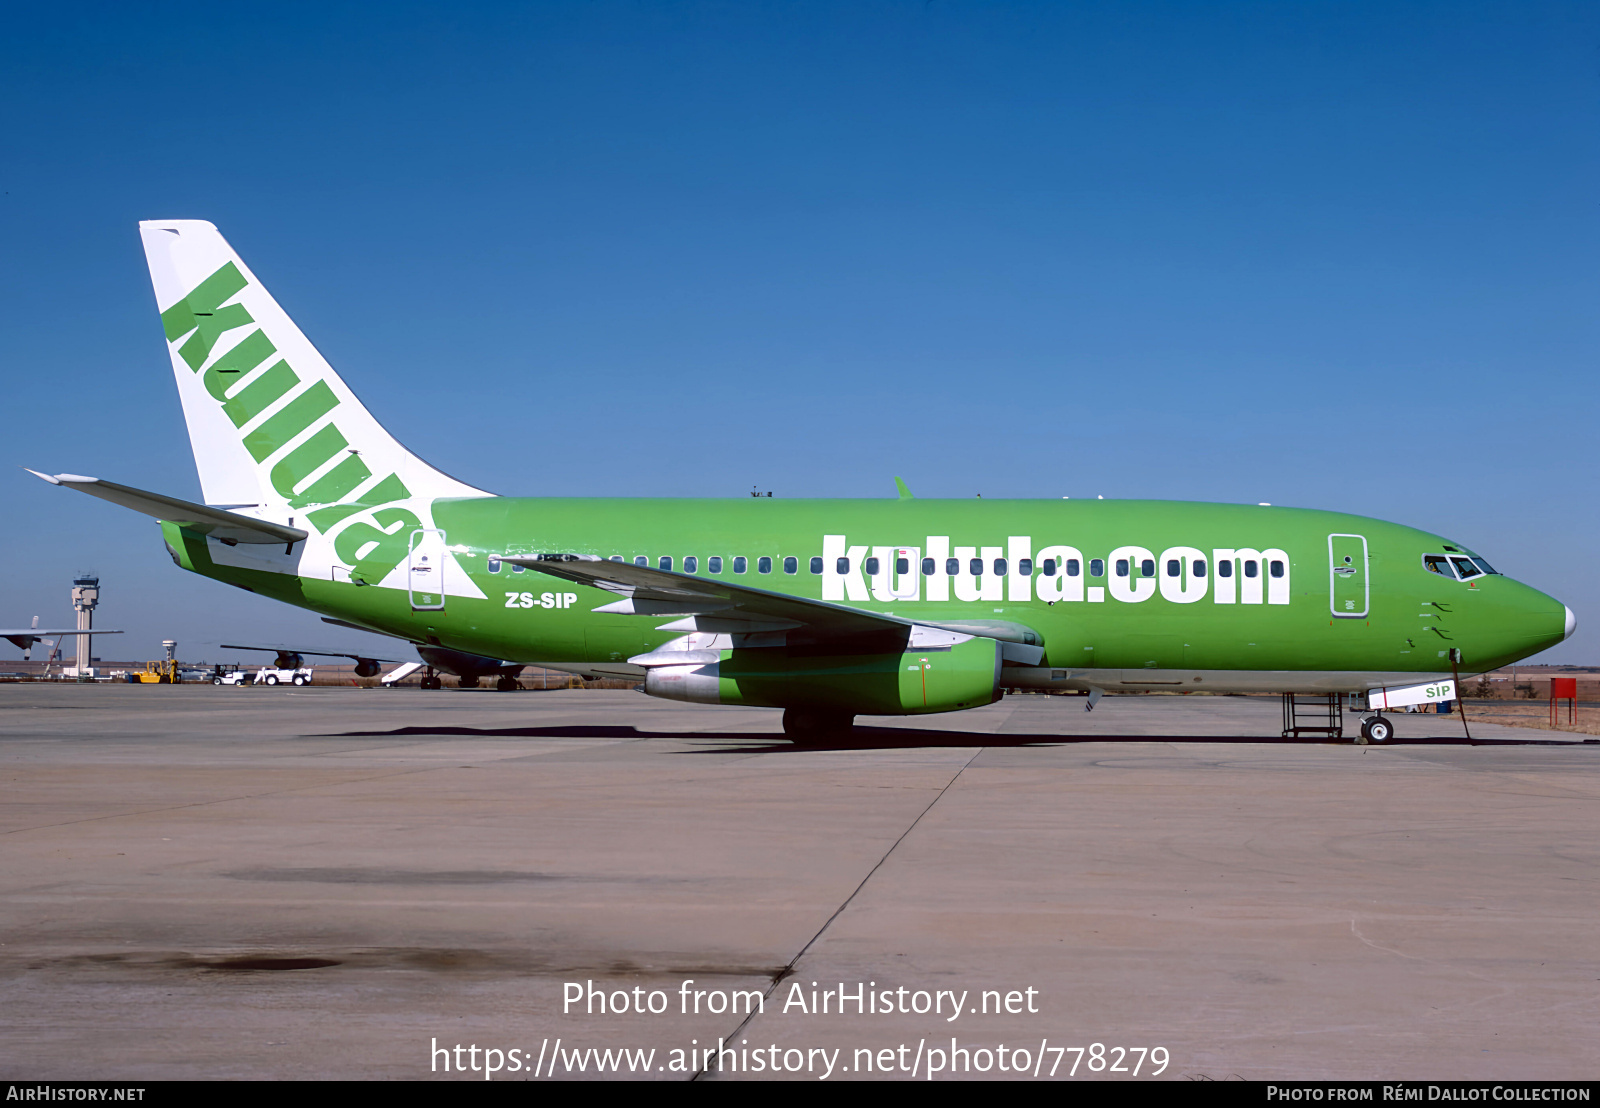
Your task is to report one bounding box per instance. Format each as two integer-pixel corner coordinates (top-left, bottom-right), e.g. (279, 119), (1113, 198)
(1565, 606), (1577, 641)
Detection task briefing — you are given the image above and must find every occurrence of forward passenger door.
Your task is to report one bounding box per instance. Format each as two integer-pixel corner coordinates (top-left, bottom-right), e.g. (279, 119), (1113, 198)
(1328, 534), (1368, 618)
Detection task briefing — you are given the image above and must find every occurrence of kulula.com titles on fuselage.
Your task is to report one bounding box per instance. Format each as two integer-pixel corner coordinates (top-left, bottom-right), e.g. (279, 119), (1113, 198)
(39, 221), (1574, 719)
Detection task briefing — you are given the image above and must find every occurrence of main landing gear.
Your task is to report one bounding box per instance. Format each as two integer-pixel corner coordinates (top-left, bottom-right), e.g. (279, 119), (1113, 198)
(782, 708), (854, 739)
(1357, 716), (1394, 744)
(495, 675), (520, 692)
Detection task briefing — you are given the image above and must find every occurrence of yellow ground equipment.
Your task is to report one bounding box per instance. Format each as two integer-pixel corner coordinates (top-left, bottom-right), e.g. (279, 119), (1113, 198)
(131, 659), (179, 683)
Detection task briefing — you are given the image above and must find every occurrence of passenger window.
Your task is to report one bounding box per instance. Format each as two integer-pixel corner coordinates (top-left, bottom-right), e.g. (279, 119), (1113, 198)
(896, 558), (909, 575)
(1041, 559), (1056, 576)
(1244, 560), (1258, 578)
(1090, 559), (1104, 577)
(1018, 558), (1032, 576)
(921, 557), (935, 575)
(684, 556), (697, 573)
(1218, 560), (1232, 578)
(1116, 559), (1129, 577)
(487, 555), (501, 573)
(758, 557), (772, 574)
(1270, 560), (1284, 578)
(1166, 559), (1180, 577)
(1194, 559), (1206, 577)
(1422, 555), (1454, 578)
(659, 556), (673, 571)
(946, 558), (960, 575)
(733, 556), (747, 574)
(994, 558), (1007, 576)
(783, 556), (798, 574)
(1450, 557), (1481, 580)
(1140, 559), (1155, 578)
(837, 557), (850, 574)
(865, 557), (880, 575)
(970, 559), (983, 576)
(609, 555), (623, 562)
(511, 563), (525, 573)
(1066, 558), (1080, 577)
(634, 556), (648, 567)
(809, 556), (823, 574)
(709, 556), (723, 574)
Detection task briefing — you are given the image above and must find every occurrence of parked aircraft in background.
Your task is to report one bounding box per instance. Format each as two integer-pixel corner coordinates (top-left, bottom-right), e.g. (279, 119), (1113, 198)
(220, 640), (526, 691)
(2, 617), (121, 660)
(29, 221), (1575, 739)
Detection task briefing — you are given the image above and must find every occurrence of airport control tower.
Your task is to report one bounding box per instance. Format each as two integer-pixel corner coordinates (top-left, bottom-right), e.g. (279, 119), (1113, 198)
(71, 573), (99, 679)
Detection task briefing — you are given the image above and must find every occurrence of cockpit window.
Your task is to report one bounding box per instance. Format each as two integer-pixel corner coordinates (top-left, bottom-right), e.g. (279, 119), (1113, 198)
(1450, 557), (1483, 580)
(1422, 555), (1455, 578)
(1471, 558), (1499, 576)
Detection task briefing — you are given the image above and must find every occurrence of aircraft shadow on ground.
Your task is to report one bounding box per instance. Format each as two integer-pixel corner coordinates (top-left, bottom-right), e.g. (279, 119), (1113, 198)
(315, 723), (1566, 752)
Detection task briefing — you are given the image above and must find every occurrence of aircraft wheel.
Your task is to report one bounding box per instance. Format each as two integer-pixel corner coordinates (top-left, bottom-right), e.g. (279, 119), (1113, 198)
(495, 675), (520, 692)
(420, 676), (442, 690)
(782, 708), (854, 739)
(264, 675), (279, 686)
(459, 675), (481, 689)
(1365, 716), (1394, 744)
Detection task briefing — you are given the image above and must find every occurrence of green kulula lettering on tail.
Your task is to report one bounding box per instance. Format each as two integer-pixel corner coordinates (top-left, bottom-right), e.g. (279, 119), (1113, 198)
(221, 360), (300, 428)
(334, 506), (420, 584)
(306, 474), (413, 534)
(201, 329), (278, 401)
(163, 263), (255, 370)
(271, 422), (348, 499)
(244, 380), (339, 462)
(291, 453), (371, 509)
(161, 261), (248, 341)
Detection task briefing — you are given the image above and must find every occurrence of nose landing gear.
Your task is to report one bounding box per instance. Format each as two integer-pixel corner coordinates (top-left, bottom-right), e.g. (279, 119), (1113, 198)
(1357, 716), (1394, 744)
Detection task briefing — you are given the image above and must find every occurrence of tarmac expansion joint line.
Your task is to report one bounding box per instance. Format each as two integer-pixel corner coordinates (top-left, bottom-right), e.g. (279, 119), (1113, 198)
(689, 745), (983, 1081)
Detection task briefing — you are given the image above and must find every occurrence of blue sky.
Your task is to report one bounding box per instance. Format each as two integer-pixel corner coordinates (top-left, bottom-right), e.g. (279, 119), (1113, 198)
(2, 0), (1595, 663)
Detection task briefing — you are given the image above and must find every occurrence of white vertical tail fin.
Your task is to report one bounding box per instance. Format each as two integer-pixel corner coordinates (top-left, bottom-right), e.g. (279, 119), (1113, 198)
(140, 220), (487, 520)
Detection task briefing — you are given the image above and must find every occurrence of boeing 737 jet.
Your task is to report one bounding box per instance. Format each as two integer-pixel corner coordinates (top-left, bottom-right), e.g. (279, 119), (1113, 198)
(29, 222), (1575, 739)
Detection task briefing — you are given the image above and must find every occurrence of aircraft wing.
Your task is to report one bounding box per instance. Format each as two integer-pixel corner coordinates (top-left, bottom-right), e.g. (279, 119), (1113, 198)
(503, 554), (1048, 664)
(500, 555), (918, 640)
(3, 629), (121, 654)
(220, 644), (409, 663)
(0, 629), (122, 637)
(27, 472), (307, 546)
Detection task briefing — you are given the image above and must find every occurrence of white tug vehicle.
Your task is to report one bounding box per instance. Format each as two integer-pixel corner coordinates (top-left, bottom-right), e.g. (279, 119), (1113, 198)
(253, 664), (314, 687)
(213, 648), (320, 686)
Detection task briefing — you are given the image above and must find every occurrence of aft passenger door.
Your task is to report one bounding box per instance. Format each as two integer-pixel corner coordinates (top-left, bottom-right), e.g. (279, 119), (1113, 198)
(1328, 534), (1368, 618)
(409, 529), (448, 611)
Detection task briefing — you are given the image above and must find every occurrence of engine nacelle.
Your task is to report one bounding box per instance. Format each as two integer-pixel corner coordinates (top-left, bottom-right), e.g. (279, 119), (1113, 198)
(643, 637), (1001, 716)
(352, 658), (382, 678)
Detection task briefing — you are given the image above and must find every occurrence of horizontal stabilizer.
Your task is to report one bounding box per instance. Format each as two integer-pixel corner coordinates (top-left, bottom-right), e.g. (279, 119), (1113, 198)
(27, 471), (307, 545)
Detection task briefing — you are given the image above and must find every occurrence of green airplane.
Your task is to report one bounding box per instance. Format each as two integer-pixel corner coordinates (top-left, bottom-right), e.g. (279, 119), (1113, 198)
(30, 221), (1575, 742)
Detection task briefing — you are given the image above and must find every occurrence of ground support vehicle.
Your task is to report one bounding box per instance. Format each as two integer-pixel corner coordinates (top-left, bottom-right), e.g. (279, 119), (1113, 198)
(254, 666), (314, 687)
